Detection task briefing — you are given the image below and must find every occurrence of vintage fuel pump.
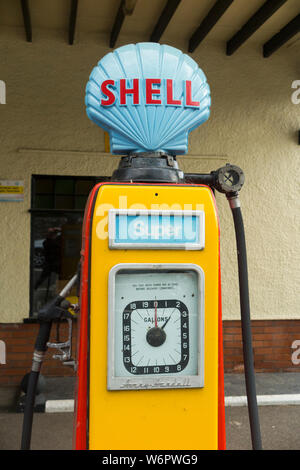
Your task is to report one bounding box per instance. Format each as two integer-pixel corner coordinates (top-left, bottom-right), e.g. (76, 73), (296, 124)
(21, 43), (262, 451)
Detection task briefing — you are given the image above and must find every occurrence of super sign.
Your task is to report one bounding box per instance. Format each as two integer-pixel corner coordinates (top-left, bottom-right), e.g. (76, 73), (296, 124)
(85, 43), (211, 155)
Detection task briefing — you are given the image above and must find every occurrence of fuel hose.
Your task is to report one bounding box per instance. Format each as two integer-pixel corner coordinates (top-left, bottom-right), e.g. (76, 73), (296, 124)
(20, 275), (77, 450)
(20, 320), (54, 450)
(228, 194), (262, 450)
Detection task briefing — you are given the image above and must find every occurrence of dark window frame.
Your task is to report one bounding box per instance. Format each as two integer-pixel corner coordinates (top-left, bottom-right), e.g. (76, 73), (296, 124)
(27, 174), (108, 320)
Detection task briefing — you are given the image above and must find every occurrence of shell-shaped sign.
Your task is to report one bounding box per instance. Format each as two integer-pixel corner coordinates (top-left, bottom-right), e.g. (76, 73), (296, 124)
(85, 43), (211, 155)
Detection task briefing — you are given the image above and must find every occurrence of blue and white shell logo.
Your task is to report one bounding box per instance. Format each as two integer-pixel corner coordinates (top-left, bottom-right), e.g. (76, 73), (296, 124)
(85, 43), (211, 155)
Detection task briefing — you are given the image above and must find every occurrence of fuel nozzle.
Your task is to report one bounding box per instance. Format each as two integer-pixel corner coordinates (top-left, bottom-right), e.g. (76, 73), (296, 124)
(46, 298), (77, 368)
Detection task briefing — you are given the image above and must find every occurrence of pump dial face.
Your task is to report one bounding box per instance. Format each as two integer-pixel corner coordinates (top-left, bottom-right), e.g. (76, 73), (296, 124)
(123, 299), (189, 375)
(108, 267), (204, 390)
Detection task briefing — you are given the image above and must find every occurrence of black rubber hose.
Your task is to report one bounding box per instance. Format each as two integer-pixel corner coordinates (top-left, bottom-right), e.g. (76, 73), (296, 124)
(20, 280), (76, 450)
(20, 369), (40, 450)
(184, 173), (215, 186)
(20, 321), (52, 450)
(230, 200), (262, 450)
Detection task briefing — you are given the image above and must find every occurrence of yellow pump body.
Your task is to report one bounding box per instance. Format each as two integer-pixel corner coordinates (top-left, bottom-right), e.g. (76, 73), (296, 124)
(74, 182), (225, 450)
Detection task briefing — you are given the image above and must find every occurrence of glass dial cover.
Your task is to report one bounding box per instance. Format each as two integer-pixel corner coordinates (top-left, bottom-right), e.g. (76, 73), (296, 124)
(108, 264), (204, 390)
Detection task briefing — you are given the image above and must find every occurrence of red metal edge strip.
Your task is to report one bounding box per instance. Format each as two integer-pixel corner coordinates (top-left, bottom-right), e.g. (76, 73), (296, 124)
(210, 191), (226, 450)
(218, 255), (226, 449)
(73, 183), (101, 450)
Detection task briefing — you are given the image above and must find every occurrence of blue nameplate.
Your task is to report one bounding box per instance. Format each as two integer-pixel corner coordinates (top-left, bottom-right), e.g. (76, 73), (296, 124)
(108, 210), (205, 250)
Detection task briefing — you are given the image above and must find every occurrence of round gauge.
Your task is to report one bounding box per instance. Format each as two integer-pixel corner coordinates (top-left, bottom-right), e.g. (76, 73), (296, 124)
(122, 299), (189, 375)
(108, 265), (204, 390)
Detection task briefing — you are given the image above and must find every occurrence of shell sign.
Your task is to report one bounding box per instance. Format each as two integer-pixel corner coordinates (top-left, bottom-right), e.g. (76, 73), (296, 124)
(85, 43), (211, 155)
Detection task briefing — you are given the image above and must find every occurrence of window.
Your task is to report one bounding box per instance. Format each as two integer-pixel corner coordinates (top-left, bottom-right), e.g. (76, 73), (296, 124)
(29, 175), (108, 317)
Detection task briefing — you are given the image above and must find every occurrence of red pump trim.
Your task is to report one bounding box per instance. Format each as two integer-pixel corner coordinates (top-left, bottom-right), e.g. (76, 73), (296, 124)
(73, 184), (100, 450)
(210, 190), (226, 450)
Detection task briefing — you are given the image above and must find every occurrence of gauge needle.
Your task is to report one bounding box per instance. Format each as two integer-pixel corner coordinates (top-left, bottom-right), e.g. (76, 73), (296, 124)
(161, 316), (170, 330)
(161, 308), (176, 330)
(154, 300), (158, 328)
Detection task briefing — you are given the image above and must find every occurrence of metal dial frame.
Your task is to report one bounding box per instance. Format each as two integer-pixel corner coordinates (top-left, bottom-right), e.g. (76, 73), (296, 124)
(107, 263), (205, 391)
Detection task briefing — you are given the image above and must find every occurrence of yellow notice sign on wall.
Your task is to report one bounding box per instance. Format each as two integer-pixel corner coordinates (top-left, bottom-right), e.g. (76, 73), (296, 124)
(0, 180), (24, 201)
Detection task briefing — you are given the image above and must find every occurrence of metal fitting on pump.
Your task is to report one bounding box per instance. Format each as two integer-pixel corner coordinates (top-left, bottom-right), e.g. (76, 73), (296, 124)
(111, 152), (185, 183)
(31, 350), (46, 372)
(227, 193), (241, 209)
(184, 163), (245, 196)
(213, 163), (245, 195)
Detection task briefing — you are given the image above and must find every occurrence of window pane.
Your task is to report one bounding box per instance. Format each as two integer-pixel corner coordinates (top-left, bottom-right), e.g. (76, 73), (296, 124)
(75, 180), (94, 195)
(55, 179), (74, 195)
(74, 195), (88, 210)
(55, 195), (73, 209)
(35, 178), (53, 194)
(31, 175), (106, 317)
(35, 194), (54, 209)
(31, 213), (83, 316)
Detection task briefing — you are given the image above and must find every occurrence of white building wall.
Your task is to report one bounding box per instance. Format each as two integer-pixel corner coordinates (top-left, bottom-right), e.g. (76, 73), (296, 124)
(0, 27), (299, 322)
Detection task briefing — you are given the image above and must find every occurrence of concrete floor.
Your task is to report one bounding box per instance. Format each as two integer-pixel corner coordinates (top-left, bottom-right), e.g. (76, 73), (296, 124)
(1, 372), (298, 451)
(1, 372), (298, 412)
(1, 405), (299, 450)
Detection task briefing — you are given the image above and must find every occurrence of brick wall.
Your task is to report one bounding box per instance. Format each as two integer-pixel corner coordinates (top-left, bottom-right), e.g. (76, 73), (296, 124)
(0, 320), (299, 386)
(0, 321), (77, 386)
(223, 320), (300, 373)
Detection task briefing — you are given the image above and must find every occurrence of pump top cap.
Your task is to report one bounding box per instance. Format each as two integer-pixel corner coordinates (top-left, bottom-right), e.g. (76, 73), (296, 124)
(85, 43), (211, 155)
